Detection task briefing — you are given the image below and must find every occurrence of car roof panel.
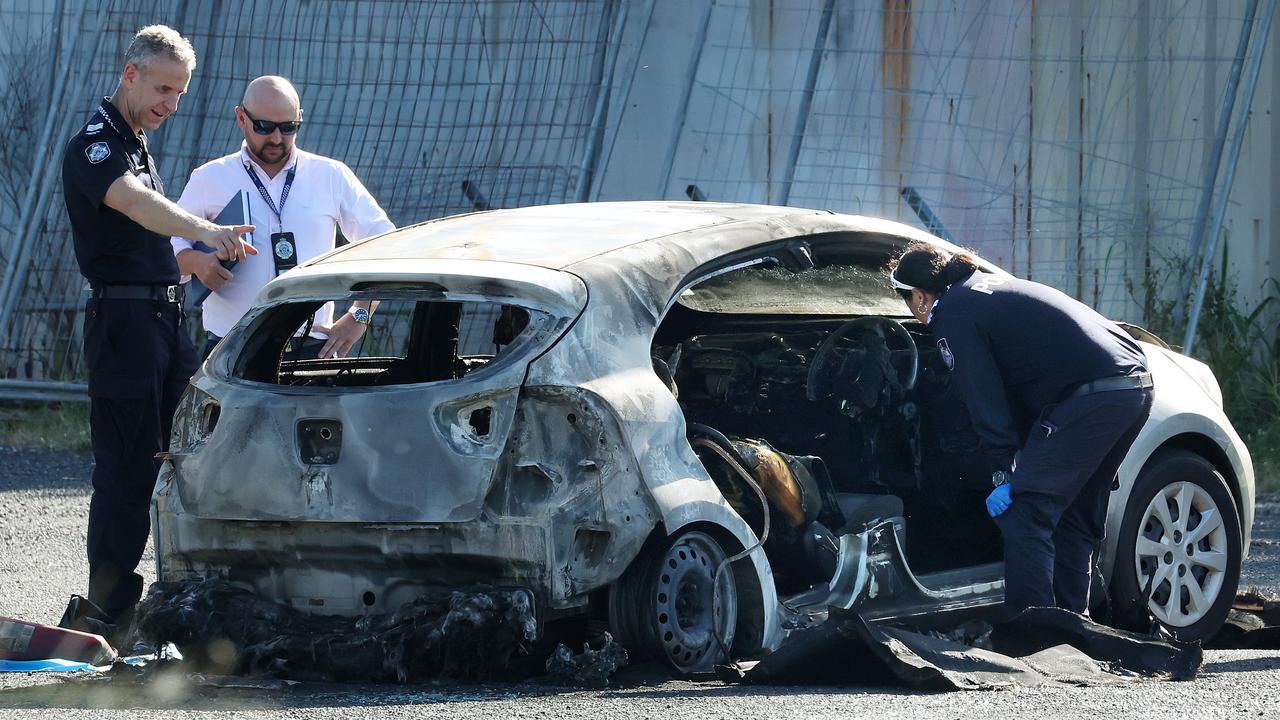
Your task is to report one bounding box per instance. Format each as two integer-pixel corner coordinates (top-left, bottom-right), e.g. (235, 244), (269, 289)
(314, 202), (807, 270)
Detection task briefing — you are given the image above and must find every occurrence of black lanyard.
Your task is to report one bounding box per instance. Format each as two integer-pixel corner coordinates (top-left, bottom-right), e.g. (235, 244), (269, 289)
(244, 162), (296, 228)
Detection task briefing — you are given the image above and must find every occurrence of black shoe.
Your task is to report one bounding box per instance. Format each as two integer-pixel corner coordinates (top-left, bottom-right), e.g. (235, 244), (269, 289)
(58, 594), (120, 648)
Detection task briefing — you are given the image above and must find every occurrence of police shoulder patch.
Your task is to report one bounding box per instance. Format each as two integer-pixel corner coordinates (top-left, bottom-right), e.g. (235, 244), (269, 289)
(85, 141), (111, 164)
(937, 337), (954, 369)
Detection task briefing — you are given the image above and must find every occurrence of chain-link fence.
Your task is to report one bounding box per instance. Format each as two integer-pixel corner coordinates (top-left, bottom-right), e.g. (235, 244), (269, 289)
(0, 0), (1273, 397)
(0, 0), (618, 395)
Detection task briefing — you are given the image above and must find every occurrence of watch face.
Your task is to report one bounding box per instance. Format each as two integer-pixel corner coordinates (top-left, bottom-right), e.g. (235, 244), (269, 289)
(352, 308), (370, 323)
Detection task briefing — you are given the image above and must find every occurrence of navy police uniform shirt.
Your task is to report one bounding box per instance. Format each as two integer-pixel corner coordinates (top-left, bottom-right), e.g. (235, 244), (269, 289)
(62, 98), (179, 286)
(928, 271), (1148, 473)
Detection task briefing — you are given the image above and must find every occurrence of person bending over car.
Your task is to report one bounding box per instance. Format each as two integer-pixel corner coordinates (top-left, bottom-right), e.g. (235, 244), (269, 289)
(888, 243), (1153, 616)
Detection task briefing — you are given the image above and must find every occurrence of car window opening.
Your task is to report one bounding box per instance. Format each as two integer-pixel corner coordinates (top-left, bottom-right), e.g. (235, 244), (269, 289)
(654, 238), (1002, 597)
(234, 297), (536, 387)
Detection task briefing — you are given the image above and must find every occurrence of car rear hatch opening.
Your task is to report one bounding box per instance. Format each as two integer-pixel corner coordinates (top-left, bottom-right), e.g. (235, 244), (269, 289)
(170, 262), (587, 524)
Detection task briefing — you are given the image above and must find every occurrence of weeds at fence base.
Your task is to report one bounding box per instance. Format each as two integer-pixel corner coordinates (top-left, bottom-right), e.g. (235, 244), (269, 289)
(0, 401), (90, 452)
(1131, 244), (1280, 494)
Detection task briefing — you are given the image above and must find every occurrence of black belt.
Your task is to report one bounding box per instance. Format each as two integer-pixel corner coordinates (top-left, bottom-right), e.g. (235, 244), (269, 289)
(91, 284), (184, 304)
(1070, 372), (1153, 398)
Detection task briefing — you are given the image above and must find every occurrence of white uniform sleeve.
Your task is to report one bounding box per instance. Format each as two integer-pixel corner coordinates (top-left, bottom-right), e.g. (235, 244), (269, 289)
(336, 162), (394, 242)
(170, 170), (216, 253)
(170, 169), (216, 284)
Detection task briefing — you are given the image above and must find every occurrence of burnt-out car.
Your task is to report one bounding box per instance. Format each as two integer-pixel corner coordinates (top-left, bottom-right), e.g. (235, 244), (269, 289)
(156, 202), (1254, 672)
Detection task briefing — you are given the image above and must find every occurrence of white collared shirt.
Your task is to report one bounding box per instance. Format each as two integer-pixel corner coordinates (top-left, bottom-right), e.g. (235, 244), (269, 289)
(171, 143), (394, 338)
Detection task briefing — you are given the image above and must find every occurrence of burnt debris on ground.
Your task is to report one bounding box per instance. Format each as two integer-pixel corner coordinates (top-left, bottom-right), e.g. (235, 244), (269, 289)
(132, 580), (541, 683)
(543, 633), (629, 689)
(718, 606), (1202, 691)
(107, 580), (1279, 691)
(127, 579), (631, 687)
(1206, 589), (1280, 650)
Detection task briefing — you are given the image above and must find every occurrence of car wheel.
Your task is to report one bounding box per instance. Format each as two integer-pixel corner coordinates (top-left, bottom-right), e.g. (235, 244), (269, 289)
(608, 528), (737, 673)
(1111, 449), (1241, 641)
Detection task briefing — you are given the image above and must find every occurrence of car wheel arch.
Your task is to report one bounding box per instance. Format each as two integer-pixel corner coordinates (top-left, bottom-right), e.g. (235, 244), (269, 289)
(1154, 433), (1243, 526)
(1106, 447), (1243, 640)
(610, 515), (776, 663)
(1103, 424), (1250, 579)
(661, 519), (770, 659)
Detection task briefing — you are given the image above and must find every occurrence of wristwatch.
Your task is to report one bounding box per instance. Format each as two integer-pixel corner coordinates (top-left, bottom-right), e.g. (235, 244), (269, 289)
(349, 307), (371, 325)
(991, 470), (1011, 487)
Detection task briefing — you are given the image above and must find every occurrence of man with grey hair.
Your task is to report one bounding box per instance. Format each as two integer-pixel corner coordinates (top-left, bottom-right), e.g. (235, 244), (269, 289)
(59, 24), (255, 644)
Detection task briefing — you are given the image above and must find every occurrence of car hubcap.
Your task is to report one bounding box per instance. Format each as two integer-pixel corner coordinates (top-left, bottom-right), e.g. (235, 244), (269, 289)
(1134, 481), (1229, 627)
(653, 531), (736, 671)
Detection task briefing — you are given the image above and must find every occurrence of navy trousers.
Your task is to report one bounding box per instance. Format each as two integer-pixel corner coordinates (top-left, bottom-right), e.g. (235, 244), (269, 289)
(994, 386), (1153, 614)
(83, 298), (197, 620)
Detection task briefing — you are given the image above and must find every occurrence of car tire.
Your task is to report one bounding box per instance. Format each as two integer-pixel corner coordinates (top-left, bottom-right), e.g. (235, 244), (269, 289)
(1111, 449), (1242, 641)
(608, 528), (738, 674)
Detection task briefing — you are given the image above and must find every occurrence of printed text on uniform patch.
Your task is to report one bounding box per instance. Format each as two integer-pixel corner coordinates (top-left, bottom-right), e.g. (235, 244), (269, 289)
(85, 142), (111, 164)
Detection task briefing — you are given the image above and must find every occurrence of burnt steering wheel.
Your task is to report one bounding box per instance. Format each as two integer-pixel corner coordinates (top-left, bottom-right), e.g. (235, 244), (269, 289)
(805, 317), (918, 410)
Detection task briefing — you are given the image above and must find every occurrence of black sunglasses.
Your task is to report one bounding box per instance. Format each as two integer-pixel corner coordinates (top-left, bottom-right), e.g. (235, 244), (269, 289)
(240, 106), (302, 135)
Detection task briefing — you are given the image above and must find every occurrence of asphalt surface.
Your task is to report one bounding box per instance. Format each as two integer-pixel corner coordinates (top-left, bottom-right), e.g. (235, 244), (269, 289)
(2, 445), (1279, 718)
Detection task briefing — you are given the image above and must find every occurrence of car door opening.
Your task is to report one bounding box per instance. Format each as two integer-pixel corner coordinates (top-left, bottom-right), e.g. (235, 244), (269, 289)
(653, 238), (1005, 595)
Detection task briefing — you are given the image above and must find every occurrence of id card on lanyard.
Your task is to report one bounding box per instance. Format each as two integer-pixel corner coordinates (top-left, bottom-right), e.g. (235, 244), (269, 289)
(244, 162), (298, 277)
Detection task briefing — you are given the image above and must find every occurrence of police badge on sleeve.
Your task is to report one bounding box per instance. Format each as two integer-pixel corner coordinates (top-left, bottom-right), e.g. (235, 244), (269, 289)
(937, 337), (954, 369)
(85, 142), (111, 164)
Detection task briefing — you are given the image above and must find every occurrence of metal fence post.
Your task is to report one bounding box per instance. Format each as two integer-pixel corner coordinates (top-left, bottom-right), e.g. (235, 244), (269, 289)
(0, 0), (112, 362)
(1183, 0), (1276, 354)
(575, 0), (628, 203)
(594, 0), (657, 199)
(777, 0), (834, 207)
(0, 0), (89, 342)
(900, 186), (954, 244)
(1173, 0), (1258, 331)
(657, 0), (715, 198)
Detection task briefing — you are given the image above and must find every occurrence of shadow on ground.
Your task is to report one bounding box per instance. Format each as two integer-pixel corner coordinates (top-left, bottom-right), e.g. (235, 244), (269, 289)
(1200, 656), (1280, 675)
(0, 660), (687, 710)
(0, 447), (92, 493)
(0, 676), (561, 711)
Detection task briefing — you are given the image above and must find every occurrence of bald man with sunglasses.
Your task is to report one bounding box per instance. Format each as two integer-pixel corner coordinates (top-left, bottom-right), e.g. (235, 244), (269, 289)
(173, 75), (393, 360)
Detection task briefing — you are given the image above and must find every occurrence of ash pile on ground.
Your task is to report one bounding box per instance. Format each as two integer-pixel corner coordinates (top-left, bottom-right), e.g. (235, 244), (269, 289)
(129, 579), (625, 686)
(1206, 588), (1280, 649)
(544, 633), (629, 688)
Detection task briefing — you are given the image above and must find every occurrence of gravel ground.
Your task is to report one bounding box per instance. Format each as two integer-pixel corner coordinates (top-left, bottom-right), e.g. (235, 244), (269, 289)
(1, 446), (1278, 719)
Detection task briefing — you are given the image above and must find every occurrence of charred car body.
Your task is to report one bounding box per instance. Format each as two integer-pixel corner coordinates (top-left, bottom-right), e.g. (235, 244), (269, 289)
(157, 202), (1254, 672)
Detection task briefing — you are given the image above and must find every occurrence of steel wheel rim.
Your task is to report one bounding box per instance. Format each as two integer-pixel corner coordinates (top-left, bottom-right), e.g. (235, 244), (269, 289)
(1134, 480), (1230, 627)
(653, 531), (736, 671)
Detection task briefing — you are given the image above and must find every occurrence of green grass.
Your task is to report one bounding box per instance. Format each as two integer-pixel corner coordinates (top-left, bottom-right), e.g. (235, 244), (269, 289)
(0, 401), (92, 452)
(1131, 243), (1280, 495)
(1242, 418), (1280, 496)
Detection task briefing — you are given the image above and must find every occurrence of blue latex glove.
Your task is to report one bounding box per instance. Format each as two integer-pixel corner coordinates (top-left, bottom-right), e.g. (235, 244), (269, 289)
(986, 484), (1013, 517)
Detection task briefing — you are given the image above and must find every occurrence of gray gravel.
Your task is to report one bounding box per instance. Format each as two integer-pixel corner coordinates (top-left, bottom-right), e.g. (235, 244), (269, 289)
(2, 446), (1279, 719)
